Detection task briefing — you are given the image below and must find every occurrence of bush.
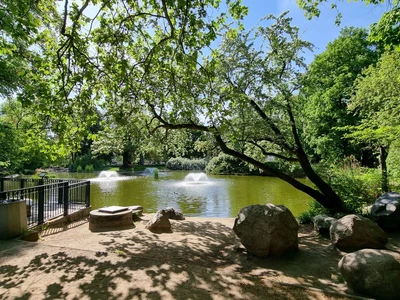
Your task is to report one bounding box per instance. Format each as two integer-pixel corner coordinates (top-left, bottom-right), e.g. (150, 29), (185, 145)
(166, 157), (206, 170)
(297, 200), (327, 224)
(69, 154), (106, 172)
(76, 165), (83, 173)
(85, 164), (94, 172)
(298, 165), (382, 223)
(21, 169), (36, 175)
(205, 153), (258, 175)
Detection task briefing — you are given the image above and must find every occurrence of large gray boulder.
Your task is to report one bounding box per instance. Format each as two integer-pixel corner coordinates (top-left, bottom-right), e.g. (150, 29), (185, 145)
(330, 214), (388, 251)
(145, 210), (171, 232)
(339, 249), (400, 300)
(233, 204), (298, 257)
(371, 192), (400, 229)
(313, 214), (336, 234)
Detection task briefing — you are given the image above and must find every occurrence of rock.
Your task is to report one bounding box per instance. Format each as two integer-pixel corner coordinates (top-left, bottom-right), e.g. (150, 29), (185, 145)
(145, 210), (171, 232)
(233, 204), (298, 257)
(313, 214), (336, 234)
(165, 207), (185, 220)
(330, 214), (388, 251)
(339, 249), (400, 300)
(371, 192), (400, 229)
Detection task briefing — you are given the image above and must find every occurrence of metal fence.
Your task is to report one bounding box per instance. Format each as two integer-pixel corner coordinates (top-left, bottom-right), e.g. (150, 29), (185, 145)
(0, 178), (90, 228)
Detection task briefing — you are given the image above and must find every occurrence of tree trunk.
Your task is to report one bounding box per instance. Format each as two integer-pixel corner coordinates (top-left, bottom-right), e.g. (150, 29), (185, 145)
(379, 145), (389, 193)
(122, 151), (132, 169)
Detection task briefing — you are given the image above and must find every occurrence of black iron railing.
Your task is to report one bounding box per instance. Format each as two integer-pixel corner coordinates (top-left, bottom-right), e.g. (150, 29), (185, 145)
(0, 178), (90, 228)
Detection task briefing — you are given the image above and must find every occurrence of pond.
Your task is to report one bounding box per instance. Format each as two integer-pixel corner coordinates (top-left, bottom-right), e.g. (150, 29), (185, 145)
(59, 170), (312, 218)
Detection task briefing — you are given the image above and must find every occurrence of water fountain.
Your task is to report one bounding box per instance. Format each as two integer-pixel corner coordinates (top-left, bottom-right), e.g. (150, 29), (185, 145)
(98, 170), (119, 178)
(144, 167), (158, 174)
(184, 172), (209, 183)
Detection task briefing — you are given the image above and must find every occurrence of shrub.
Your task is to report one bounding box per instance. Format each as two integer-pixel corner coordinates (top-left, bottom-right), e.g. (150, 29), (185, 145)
(205, 153), (258, 175)
(166, 157), (206, 170)
(85, 164), (94, 172)
(298, 165), (382, 223)
(21, 169), (35, 175)
(297, 200), (327, 224)
(76, 165), (83, 173)
(69, 154), (106, 172)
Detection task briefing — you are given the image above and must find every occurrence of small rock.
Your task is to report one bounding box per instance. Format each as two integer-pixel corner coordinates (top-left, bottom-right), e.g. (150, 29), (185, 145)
(145, 210), (171, 232)
(313, 214), (336, 234)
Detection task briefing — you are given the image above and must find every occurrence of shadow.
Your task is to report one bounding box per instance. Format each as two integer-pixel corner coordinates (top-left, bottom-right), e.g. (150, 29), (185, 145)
(0, 220), (366, 299)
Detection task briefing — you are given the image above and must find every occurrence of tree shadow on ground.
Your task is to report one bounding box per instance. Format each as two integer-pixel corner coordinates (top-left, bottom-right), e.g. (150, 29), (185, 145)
(0, 220), (357, 299)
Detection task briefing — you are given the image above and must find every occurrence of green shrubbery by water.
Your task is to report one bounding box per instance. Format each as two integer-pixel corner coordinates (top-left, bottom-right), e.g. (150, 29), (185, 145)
(298, 166), (383, 223)
(166, 157), (207, 170)
(205, 154), (258, 175)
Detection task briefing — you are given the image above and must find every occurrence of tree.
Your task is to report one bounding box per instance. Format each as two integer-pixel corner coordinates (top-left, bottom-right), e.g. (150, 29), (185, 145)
(23, 2), (345, 210)
(0, 0), (58, 96)
(143, 13), (344, 212)
(300, 27), (379, 163)
(347, 48), (400, 192)
(0, 98), (67, 171)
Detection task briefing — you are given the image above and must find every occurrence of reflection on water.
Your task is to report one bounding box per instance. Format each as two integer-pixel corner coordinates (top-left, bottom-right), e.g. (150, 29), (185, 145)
(57, 171), (312, 217)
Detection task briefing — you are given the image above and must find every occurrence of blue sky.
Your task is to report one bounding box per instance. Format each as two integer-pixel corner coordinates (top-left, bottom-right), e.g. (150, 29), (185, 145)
(237, 0), (388, 63)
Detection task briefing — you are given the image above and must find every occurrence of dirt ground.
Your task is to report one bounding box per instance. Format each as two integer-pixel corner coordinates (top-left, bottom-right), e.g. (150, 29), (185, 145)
(2, 215), (399, 300)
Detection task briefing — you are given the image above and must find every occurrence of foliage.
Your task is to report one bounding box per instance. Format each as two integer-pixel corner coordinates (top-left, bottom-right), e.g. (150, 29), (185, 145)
(264, 160), (305, 178)
(75, 165), (83, 173)
(298, 164), (382, 223)
(317, 164), (382, 213)
(69, 154), (105, 172)
(300, 27), (379, 163)
(387, 140), (400, 179)
(297, 0), (399, 49)
(297, 200), (327, 224)
(205, 153), (257, 175)
(166, 157), (207, 170)
(84, 165), (94, 172)
(369, 6), (400, 48)
(346, 48), (400, 191)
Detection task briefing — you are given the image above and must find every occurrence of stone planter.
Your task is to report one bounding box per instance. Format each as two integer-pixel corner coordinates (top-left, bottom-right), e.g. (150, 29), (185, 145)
(0, 200), (27, 239)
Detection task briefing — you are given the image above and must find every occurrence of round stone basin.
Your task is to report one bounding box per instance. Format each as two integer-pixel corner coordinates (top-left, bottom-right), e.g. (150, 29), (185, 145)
(89, 206), (133, 232)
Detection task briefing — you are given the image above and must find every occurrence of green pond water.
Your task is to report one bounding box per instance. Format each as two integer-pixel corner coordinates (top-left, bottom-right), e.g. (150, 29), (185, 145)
(61, 170), (312, 217)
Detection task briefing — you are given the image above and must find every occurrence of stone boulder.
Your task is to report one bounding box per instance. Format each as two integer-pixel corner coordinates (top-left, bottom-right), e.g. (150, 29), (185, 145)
(313, 214), (336, 234)
(145, 210), (171, 232)
(339, 249), (400, 300)
(371, 192), (400, 229)
(330, 214), (388, 251)
(233, 204), (299, 257)
(165, 207), (185, 220)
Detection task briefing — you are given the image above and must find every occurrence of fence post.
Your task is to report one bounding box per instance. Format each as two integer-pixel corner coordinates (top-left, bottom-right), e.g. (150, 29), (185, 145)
(58, 181), (64, 204)
(38, 184), (45, 225)
(63, 181), (69, 217)
(85, 181), (90, 207)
